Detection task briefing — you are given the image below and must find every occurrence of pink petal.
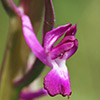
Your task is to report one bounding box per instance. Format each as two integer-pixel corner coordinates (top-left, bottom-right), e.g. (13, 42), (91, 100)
(65, 24), (77, 36)
(57, 36), (75, 46)
(21, 15), (52, 67)
(63, 39), (78, 60)
(44, 23), (72, 52)
(20, 88), (48, 100)
(44, 68), (72, 97)
(50, 42), (74, 59)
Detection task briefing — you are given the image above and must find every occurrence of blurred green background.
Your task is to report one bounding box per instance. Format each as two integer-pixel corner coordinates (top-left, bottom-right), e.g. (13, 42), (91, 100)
(0, 0), (100, 100)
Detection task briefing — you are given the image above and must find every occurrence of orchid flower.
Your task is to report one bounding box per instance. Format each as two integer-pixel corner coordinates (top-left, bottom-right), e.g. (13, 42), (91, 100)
(19, 0), (78, 98)
(21, 14), (78, 98)
(1, 0), (78, 99)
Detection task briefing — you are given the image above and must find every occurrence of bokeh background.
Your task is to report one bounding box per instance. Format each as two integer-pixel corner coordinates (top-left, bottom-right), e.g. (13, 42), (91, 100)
(0, 0), (100, 100)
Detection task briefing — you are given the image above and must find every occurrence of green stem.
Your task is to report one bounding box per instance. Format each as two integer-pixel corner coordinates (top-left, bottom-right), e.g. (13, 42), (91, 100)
(0, 27), (11, 82)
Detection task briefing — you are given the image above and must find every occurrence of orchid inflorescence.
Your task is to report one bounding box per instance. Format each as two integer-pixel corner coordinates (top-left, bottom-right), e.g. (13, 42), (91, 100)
(1, 0), (78, 99)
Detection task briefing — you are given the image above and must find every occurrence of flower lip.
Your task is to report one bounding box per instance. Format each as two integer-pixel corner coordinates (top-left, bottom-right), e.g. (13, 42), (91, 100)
(60, 85), (72, 98)
(44, 66), (72, 98)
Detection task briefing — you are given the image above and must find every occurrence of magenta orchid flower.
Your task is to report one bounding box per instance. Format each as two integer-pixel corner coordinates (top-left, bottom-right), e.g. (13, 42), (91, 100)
(1, 0), (78, 99)
(21, 14), (78, 98)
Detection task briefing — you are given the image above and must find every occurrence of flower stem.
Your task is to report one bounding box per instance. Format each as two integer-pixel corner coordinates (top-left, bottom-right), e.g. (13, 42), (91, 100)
(0, 27), (11, 82)
(0, 18), (24, 100)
